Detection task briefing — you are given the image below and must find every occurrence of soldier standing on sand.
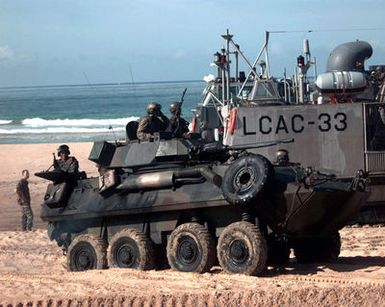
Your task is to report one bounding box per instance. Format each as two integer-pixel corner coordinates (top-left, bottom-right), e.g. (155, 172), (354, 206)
(53, 144), (79, 174)
(15, 169), (33, 231)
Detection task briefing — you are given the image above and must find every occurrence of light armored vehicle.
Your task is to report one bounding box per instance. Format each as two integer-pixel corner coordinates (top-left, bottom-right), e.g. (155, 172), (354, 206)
(36, 133), (368, 275)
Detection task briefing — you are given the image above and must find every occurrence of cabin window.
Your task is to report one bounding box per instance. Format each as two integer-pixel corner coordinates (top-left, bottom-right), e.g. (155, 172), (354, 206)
(254, 83), (276, 97)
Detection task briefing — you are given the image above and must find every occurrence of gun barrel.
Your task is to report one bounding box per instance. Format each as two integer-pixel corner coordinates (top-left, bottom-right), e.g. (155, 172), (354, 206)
(180, 88), (187, 103)
(228, 138), (294, 151)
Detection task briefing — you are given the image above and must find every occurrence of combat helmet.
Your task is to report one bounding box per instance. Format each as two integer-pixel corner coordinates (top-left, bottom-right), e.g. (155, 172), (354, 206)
(57, 144), (70, 155)
(169, 102), (181, 115)
(147, 102), (160, 115)
(276, 149), (289, 165)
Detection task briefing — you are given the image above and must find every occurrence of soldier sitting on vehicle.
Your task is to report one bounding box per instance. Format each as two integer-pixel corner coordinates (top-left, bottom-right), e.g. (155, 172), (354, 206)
(53, 144), (79, 174)
(274, 149), (299, 166)
(168, 102), (190, 138)
(137, 102), (169, 141)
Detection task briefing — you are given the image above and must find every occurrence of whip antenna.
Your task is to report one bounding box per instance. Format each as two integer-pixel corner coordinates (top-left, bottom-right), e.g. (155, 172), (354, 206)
(82, 72), (118, 142)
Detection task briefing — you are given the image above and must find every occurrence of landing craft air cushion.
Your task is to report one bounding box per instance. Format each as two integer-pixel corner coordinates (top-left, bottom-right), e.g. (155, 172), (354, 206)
(193, 31), (385, 223)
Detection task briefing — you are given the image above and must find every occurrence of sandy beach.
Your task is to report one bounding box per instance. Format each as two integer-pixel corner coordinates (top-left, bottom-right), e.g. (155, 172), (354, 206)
(0, 143), (98, 231)
(0, 143), (384, 306)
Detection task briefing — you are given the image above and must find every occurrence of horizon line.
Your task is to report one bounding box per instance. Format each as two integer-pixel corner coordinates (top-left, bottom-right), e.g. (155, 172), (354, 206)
(0, 79), (205, 90)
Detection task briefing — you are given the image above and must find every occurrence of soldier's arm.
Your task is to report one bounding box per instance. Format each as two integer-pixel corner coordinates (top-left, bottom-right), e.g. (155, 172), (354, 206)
(167, 115), (176, 133)
(68, 157), (79, 173)
(15, 181), (26, 204)
(15, 181), (22, 198)
(182, 118), (190, 133)
(137, 117), (152, 140)
(158, 112), (170, 131)
(52, 153), (60, 169)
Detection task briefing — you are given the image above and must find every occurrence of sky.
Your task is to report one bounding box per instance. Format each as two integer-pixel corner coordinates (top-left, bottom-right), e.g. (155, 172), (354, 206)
(0, 0), (385, 87)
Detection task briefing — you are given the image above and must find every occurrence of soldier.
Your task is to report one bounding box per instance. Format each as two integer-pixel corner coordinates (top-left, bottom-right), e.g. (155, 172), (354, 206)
(54, 144), (79, 173)
(137, 102), (169, 141)
(15, 169), (33, 231)
(168, 102), (190, 138)
(275, 149), (289, 165)
(200, 121), (215, 142)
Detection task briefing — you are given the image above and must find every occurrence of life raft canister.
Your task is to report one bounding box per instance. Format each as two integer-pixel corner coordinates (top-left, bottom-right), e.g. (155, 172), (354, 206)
(228, 107), (237, 135)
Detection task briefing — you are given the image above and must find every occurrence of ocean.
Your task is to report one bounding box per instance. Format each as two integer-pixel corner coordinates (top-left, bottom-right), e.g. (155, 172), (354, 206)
(0, 80), (205, 144)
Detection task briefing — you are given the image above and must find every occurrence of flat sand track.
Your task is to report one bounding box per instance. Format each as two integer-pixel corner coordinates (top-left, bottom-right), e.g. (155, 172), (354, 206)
(0, 227), (384, 306)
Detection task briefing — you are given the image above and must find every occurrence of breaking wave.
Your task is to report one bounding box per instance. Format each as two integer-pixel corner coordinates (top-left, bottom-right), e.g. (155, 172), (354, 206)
(0, 127), (126, 134)
(21, 117), (138, 128)
(0, 117), (139, 135)
(0, 120), (12, 125)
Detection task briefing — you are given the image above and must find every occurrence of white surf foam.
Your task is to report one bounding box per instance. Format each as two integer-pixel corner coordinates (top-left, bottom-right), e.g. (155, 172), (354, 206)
(0, 116), (140, 135)
(0, 127), (126, 134)
(21, 117), (139, 128)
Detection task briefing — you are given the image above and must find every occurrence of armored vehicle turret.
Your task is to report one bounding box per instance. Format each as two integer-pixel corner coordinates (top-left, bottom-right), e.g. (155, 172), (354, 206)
(36, 134), (368, 275)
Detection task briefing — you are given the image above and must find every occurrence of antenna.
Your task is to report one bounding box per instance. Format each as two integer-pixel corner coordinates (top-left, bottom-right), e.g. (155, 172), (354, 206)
(128, 64), (136, 92)
(82, 72), (118, 142)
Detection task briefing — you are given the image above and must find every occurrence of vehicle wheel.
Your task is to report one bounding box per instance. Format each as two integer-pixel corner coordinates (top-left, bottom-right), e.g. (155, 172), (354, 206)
(221, 154), (272, 207)
(67, 234), (107, 271)
(217, 221), (267, 275)
(294, 232), (341, 263)
(108, 228), (154, 270)
(267, 240), (290, 265)
(167, 222), (215, 273)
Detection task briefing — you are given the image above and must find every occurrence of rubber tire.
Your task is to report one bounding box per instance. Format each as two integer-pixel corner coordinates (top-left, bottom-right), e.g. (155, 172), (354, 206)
(67, 234), (107, 272)
(217, 221), (268, 276)
(294, 232), (341, 263)
(221, 154), (271, 207)
(108, 228), (154, 270)
(167, 222), (215, 273)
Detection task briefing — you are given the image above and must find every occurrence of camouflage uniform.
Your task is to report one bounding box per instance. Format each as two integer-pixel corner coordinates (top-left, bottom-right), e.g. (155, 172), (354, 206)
(200, 122), (215, 142)
(169, 115), (189, 138)
(54, 156), (79, 173)
(16, 178), (33, 231)
(137, 114), (169, 141)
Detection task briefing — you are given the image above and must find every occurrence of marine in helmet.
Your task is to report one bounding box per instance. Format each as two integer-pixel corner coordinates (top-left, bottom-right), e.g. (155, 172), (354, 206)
(275, 149), (289, 165)
(53, 144), (79, 174)
(275, 149), (294, 166)
(168, 102), (190, 138)
(137, 102), (170, 141)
